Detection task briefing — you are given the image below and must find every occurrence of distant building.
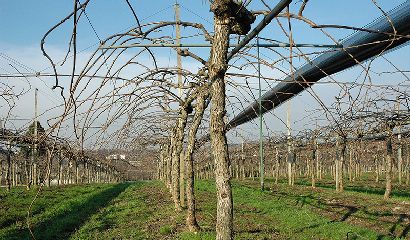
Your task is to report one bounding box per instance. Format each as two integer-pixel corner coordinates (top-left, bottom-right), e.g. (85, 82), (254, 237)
(106, 154), (126, 161)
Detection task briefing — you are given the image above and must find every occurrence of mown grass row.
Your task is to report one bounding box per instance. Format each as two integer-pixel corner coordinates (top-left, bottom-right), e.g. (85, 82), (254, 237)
(179, 180), (408, 240)
(0, 183), (130, 239)
(1, 180), (408, 239)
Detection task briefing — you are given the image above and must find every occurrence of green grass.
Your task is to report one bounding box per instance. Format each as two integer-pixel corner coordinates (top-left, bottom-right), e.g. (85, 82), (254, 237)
(0, 183), (130, 240)
(70, 181), (182, 240)
(1, 179), (408, 239)
(179, 180), (408, 240)
(286, 177), (410, 200)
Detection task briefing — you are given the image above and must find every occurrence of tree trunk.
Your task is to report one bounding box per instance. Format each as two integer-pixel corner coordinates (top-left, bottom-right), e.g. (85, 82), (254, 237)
(6, 147), (11, 191)
(166, 142), (172, 189)
(311, 142), (316, 188)
(33, 163), (37, 186)
(348, 145), (353, 182)
(12, 160), (16, 186)
(180, 150), (185, 208)
(46, 148), (52, 187)
(397, 142), (402, 185)
(241, 141), (245, 180)
(375, 155), (379, 183)
(58, 160), (63, 185)
(275, 147), (279, 184)
(384, 136), (393, 199)
(75, 160), (79, 184)
(172, 108), (188, 212)
(0, 159), (3, 186)
(209, 2), (233, 238)
(185, 91), (207, 232)
(406, 145), (409, 185)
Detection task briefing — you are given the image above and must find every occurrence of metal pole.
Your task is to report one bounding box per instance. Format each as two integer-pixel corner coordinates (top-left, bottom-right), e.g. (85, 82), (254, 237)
(257, 36), (264, 191)
(287, 100), (292, 186)
(30, 88), (38, 187)
(175, 2), (185, 208)
(175, 3), (183, 98)
(34, 87), (38, 171)
(397, 96), (402, 185)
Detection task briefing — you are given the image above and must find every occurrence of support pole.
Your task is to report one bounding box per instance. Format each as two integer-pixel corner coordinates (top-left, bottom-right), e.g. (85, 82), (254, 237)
(175, 2), (185, 208)
(257, 36), (264, 191)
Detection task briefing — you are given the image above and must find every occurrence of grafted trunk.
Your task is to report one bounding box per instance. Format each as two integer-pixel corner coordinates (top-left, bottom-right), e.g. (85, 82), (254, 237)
(172, 108), (188, 212)
(209, 4), (233, 239)
(185, 91), (207, 232)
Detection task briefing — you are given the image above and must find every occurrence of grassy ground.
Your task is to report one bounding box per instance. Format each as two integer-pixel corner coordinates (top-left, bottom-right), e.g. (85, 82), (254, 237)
(180, 180), (409, 240)
(0, 183), (129, 239)
(0, 179), (409, 239)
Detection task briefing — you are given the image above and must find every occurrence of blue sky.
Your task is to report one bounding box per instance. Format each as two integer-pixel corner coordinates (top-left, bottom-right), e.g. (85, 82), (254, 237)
(1, 0), (409, 145)
(1, 1), (406, 49)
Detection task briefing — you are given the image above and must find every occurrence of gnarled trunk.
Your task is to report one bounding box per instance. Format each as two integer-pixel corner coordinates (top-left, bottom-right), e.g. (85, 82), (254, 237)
(209, 3), (233, 239)
(185, 91), (207, 232)
(171, 108), (188, 212)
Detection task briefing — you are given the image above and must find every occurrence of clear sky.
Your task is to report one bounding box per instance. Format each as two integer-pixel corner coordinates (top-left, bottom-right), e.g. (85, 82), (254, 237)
(1, 0), (409, 145)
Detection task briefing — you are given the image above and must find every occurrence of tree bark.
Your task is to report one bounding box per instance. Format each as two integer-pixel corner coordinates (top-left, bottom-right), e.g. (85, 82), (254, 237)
(46, 148), (52, 187)
(172, 108), (188, 212)
(166, 140), (172, 190)
(209, 2), (233, 238)
(185, 91), (207, 232)
(311, 141), (316, 188)
(384, 136), (393, 199)
(180, 150), (185, 208)
(406, 145), (409, 185)
(397, 141), (402, 185)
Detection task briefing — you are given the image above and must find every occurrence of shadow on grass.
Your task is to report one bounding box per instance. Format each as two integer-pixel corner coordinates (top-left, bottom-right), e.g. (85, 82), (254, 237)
(3, 183), (130, 240)
(294, 179), (410, 199)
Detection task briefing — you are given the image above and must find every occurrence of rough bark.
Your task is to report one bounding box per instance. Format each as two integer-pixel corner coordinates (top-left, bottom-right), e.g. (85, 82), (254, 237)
(209, 2), (233, 238)
(185, 91), (207, 232)
(180, 150), (185, 208)
(172, 108), (188, 212)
